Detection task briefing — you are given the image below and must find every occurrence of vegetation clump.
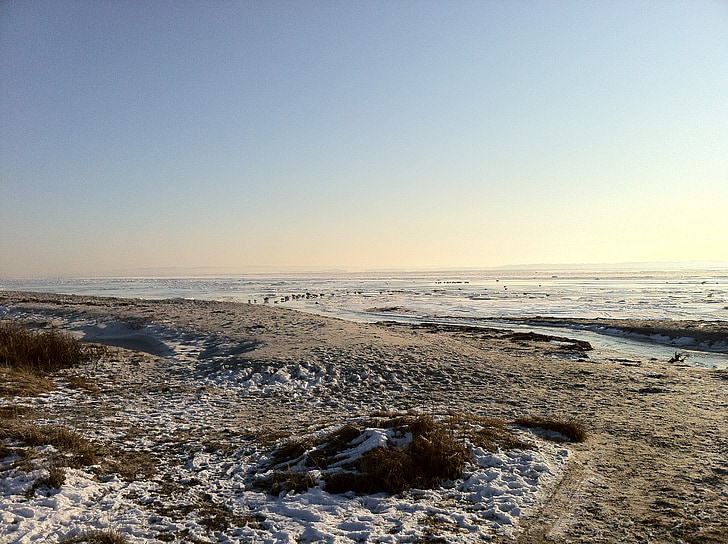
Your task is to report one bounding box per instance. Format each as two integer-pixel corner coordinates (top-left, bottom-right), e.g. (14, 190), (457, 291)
(58, 530), (129, 544)
(262, 413), (543, 496)
(0, 420), (99, 471)
(324, 415), (470, 495)
(0, 366), (55, 397)
(514, 415), (587, 443)
(0, 320), (107, 373)
(25, 463), (67, 497)
(465, 415), (534, 452)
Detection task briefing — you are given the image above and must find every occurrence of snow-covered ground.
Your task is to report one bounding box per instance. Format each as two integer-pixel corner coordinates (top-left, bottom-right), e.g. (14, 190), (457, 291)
(1, 423), (570, 543)
(1, 307), (575, 543)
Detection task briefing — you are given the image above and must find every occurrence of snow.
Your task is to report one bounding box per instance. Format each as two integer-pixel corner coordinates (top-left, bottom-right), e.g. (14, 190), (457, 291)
(1, 469), (161, 543)
(1, 308), (573, 543)
(76, 321), (174, 357)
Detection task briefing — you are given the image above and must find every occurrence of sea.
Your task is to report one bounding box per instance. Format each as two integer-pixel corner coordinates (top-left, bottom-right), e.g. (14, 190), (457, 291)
(2, 267), (728, 369)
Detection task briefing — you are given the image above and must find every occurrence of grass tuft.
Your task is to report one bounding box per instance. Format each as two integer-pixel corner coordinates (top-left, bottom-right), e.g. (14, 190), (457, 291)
(0, 366), (55, 398)
(268, 437), (316, 468)
(305, 424), (362, 469)
(514, 415), (587, 443)
(0, 404), (33, 418)
(269, 414), (471, 496)
(405, 416), (468, 482)
(0, 421), (98, 467)
(467, 415), (534, 452)
(45, 463), (67, 488)
(0, 320), (108, 373)
(269, 468), (318, 495)
(58, 529), (129, 544)
(63, 374), (100, 393)
(25, 463), (66, 497)
(260, 412), (571, 496)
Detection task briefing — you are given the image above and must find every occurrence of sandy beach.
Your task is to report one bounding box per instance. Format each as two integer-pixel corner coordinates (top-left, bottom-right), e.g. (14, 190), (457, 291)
(1, 290), (727, 543)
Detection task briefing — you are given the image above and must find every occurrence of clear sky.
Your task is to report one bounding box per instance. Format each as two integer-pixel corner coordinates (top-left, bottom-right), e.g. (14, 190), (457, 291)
(1, 1), (727, 277)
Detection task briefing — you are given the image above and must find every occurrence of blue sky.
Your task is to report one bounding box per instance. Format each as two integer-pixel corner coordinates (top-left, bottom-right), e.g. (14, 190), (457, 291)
(1, 1), (727, 277)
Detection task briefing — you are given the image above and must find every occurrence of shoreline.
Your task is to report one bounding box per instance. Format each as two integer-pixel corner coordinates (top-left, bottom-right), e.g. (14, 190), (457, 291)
(1, 290), (728, 543)
(4, 289), (728, 358)
(516, 316), (728, 352)
(363, 305), (728, 356)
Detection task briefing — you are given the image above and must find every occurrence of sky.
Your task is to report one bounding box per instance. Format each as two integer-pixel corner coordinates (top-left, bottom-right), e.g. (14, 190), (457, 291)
(1, 1), (727, 277)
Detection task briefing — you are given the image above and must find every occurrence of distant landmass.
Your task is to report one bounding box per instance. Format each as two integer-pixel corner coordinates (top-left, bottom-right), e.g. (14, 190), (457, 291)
(101, 261), (728, 278)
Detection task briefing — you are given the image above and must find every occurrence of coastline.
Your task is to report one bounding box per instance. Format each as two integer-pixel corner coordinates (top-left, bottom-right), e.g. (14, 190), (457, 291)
(1, 290), (728, 543)
(516, 316), (728, 353)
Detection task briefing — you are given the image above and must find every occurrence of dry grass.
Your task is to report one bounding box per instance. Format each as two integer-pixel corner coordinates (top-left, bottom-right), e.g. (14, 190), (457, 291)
(97, 448), (158, 482)
(420, 512), (468, 539)
(268, 437), (316, 468)
(0, 320), (108, 373)
(0, 321), (108, 398)
(0, 404), (34, 419)
(254, 428), (293, 447)
(262, 412), (552, 496)
(305, 424), (362, 469)
(25, 463), (66, 497)
(0, 366), (55, 398)
(0, 440), (10, 460)
(63, 374), (100, 393)
(326, 446), (419, 495)
(398, 415), (469, 481)
(58, 529), (129, 544)
(514, 415), (587, 443)
(44, 463), (67, 488)
(195, 493), (250, 534)
(0, 421), (98, 468)
(442, 412), (534, 452)
(269, 469), (318, 495)
(267, 414), (473, 495)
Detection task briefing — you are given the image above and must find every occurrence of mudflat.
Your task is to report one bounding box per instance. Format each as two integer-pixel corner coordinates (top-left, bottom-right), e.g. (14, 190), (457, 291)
(1, 291), (727, 543)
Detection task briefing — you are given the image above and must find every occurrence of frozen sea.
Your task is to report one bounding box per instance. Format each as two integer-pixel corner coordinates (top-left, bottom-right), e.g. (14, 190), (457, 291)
(2, 267), (728, 368)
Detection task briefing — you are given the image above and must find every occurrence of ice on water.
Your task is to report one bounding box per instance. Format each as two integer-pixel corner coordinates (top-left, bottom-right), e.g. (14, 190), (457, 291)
(3, 267), (727, 367)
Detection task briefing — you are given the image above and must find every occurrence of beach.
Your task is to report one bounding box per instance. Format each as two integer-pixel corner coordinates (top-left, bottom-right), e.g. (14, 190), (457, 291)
(1, 290), (727, 543)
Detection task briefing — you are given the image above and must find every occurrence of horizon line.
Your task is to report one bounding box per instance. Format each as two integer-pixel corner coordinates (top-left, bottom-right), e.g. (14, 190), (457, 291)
(2, 260), (728, 281)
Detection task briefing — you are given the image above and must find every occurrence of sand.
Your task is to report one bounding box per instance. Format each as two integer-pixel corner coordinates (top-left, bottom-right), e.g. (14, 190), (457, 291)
(1, 290), (727, 543)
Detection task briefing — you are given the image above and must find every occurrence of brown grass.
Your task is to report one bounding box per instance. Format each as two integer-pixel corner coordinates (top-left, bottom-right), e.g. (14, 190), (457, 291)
(58, 530), (129, 544)
(269, 468), (318, 495)
(63, 374), (100, 393)
(254, 428), (293, 446)
(435, 412), (534, 452)
(25, 463), (66, 497)
(268, 437), (316, 468)
(305, 424), (362, 469)
(514, 415), (587, 443)
(195, 493), (250, 534)
(0, 320), (108, 373)
(291, 415), (470, 495)
(401, 415), (469, 481)
(44, 463), (67, 488)
(325, 447), (418, 494)
(0, 421), (98, 467)
(0, 366), (55, 398)
(0, 441), (10, 460)
(0, 404), (34, 419)
(263, 412), (542, 496)
(96, 448), (158, 481)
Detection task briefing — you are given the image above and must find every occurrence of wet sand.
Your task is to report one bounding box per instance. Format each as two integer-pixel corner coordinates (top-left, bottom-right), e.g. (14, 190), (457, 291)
(2, 291), (728, 543)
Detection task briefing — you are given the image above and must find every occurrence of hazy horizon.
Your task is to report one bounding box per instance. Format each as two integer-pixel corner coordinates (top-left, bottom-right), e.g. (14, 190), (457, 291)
(2, 260), (727, 281)
(2, 2), (726, 277)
